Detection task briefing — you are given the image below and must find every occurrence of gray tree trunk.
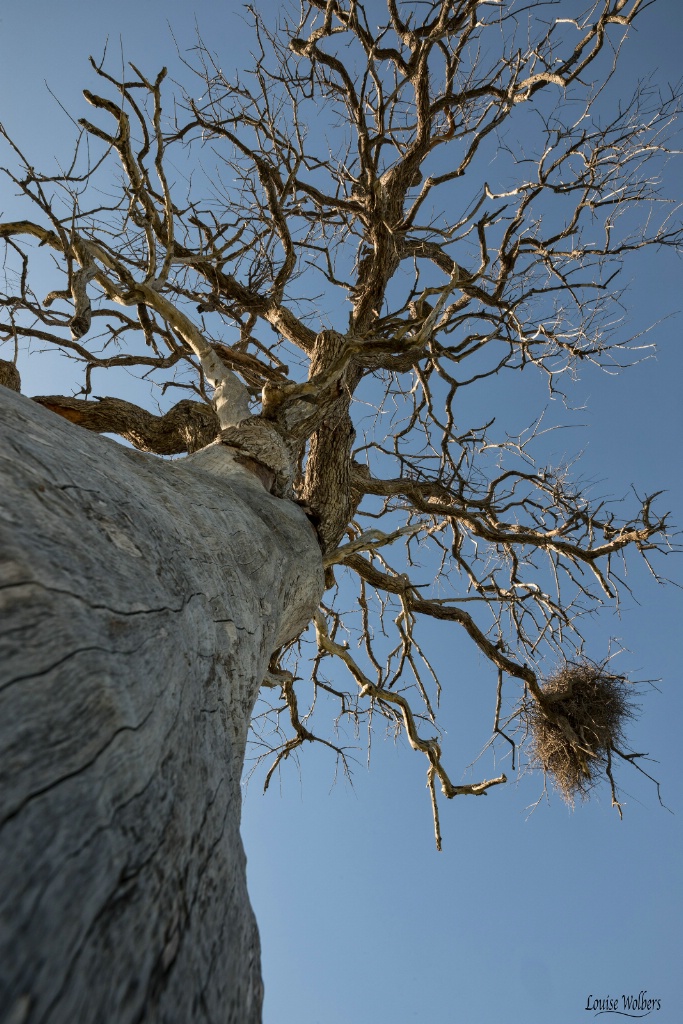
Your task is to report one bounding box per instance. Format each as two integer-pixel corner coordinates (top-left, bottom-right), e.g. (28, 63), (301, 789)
(0, 386), (324, 1024)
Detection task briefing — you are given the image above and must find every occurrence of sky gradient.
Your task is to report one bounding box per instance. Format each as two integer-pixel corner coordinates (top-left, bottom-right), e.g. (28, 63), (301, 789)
(1, 2), (681, 1022)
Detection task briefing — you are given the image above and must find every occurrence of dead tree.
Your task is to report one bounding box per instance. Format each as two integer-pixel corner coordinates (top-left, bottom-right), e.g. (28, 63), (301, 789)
(0, 2), (679, 1021)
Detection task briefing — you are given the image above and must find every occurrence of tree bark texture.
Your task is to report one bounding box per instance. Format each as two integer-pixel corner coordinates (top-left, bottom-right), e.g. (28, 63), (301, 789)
(31, 396), (220, 455)
(0, 386), (324, 1024)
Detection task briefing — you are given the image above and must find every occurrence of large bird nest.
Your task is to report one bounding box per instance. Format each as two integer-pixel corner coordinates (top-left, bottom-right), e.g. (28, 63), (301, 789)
(526, 661), (637, 806)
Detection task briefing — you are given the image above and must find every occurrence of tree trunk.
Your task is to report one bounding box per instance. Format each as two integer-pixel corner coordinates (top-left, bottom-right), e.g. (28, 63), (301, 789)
(0, 386), (324, 1024)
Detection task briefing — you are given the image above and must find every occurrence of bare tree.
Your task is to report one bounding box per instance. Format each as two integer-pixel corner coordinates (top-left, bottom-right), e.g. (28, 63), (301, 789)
(0, 1), (679, 1021)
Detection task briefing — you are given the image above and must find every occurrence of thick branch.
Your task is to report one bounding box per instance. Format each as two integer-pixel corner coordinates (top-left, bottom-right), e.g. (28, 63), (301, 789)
(32, 395), (219, 454)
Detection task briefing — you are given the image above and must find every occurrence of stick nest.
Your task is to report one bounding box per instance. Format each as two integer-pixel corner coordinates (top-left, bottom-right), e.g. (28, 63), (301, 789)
(527, 661), (637, 805)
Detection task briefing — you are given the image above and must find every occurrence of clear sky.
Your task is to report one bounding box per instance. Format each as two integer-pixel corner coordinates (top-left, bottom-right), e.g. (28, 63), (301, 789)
(1, 2), (681, 1023)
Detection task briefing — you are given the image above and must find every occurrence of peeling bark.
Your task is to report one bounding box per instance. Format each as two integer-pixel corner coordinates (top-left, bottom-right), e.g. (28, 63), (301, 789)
(0, 386), (324, 1024)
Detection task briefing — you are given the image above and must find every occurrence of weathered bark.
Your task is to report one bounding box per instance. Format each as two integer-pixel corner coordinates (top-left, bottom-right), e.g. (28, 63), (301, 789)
(0, 386), (324, 1024)
(31, 396), (220, 455)
(301, 332), (361, 555)
(0, 360), (20, 393)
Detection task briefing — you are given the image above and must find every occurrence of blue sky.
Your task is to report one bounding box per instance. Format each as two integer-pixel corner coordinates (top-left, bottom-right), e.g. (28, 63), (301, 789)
(1, 2), (681, 1023)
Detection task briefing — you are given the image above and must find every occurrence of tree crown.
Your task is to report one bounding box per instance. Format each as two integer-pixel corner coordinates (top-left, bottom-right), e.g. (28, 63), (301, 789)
(1, 0), (679, 846)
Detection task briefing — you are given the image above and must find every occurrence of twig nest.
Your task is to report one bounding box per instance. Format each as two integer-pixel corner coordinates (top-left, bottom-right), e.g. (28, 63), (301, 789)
(527, 661), (636, 805)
